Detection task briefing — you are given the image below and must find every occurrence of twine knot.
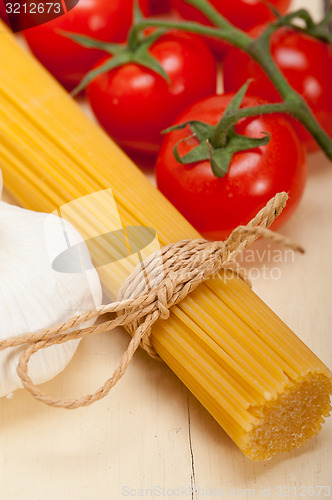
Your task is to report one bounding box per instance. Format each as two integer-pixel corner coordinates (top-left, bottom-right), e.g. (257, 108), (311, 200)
(0, 192), (304, 409)
(117, 238), (225, 359)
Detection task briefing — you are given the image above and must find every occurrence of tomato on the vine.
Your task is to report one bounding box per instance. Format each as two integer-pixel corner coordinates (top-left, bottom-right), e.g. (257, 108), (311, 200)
(86, 31), (217, 155)
(171, 0), (291, 56)
(22, 0), (150, 91)
(223, 26), (332, 152)
(156, 94), (307, 240)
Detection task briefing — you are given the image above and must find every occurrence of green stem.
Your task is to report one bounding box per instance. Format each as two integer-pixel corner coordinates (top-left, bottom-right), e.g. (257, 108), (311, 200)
(247, 26), (332, 157)
(247, 25), (292, 100)
(132, 1), (332, 160)
(131, 19), (252, 50)
(292, 104), (332, 157)
(182, 0), (239, 30)
(128, 27), (140, 51)
(212, 102), (291, 148)
(278, 8), (315, 29)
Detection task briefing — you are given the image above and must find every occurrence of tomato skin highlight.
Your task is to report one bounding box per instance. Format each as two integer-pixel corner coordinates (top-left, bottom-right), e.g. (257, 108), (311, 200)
(22, 0), (150, 91)
(156, 95), (307, 240)
(171, 0), (291, 57)
(86, 31), (217, 155)
(223, 27), (332, 153)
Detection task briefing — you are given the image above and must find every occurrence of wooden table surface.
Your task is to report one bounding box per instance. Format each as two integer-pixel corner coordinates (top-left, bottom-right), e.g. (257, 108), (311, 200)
(1, 1), (331, 498)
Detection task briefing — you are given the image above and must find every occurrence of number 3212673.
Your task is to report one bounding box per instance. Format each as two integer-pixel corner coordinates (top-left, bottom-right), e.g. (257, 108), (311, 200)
(6, 2), (61, 14)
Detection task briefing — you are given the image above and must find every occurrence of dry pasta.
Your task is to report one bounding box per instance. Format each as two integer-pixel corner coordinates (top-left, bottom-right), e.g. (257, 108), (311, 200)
(0, 21), (331, 460)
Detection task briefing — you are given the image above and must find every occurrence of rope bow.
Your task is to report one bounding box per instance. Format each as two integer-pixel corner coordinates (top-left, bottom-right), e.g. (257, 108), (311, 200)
(0, 192), (303, 409)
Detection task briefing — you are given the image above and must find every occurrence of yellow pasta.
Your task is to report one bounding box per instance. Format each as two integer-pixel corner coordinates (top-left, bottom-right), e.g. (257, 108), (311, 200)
(0, 21), (331, 461)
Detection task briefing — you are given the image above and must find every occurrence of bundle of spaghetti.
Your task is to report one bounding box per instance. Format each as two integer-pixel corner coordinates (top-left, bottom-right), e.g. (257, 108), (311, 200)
(0, 20), (330, 461)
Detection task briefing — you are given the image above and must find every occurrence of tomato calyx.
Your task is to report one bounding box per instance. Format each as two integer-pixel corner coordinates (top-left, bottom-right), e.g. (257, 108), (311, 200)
(59, 4), (170, 96)
(163, 81), (270, 177)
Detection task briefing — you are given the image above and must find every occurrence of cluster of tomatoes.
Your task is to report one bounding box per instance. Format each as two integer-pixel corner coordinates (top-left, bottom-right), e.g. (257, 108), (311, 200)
(3, 0), (331, 239)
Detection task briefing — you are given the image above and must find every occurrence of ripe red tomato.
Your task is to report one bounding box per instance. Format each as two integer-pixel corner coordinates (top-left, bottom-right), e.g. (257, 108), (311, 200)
(156, 94), (307, 240)
(148, 0), (172, 15)
(171, 0), (291, 56)
(0, 2), (10, 26)
(22, 0), (150, 91)
(223, 27), (332, 152)
(87, 31), (217, 155)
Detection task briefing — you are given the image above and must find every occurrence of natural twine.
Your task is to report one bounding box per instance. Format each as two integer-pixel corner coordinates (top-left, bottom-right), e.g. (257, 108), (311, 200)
(0, 192), (303, 409)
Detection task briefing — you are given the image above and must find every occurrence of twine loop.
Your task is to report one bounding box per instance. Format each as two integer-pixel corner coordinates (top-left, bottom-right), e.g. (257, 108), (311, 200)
(0, 192), (303, 409)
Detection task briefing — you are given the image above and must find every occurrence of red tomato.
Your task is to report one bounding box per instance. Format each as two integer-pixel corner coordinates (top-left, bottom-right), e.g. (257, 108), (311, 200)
(172, 0), (291, 57)
(156, 94), (307, 240)
(87, 31), (217, 155)
(22, 0), (150, 91)
(148, 0), (172, 15)
(0, 2), (10, 26)
(223, 27), (332, 152)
